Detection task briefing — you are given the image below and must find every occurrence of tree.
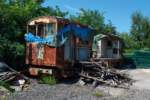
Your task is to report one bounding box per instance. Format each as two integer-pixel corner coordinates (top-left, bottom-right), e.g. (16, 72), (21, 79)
(70, 8), (105, 31)
(103, 20), (117, 34)
(119, 32), (134, 49)
(130, 11), (150, 49)
(70, 8), (117, 35)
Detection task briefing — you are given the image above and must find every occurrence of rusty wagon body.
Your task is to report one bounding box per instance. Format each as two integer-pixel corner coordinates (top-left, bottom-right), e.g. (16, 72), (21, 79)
(25, 16), (93, 77)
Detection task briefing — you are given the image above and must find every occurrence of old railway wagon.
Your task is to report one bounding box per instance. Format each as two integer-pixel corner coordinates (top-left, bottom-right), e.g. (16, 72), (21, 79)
(25, 16), (93, 77)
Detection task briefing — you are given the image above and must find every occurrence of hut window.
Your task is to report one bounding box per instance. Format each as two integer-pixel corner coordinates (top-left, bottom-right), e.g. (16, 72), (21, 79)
(107, 40), (112, 47)
(113, 48), (118, 54)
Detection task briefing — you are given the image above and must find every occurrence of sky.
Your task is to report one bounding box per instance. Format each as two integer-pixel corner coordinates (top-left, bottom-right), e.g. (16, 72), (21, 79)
(43, 0), (150, 33)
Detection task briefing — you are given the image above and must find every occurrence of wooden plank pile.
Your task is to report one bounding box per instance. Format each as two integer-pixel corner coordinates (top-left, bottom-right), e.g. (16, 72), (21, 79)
(0, 63), (29, 83)
(79, 61), (133, 88)
(0, 72), (18, 82)
(0, 63), (29, 91)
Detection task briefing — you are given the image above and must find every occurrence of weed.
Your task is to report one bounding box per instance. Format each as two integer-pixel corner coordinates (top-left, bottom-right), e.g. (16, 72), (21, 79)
(92, 91), (103, 97)
(39, 75), (57, 85)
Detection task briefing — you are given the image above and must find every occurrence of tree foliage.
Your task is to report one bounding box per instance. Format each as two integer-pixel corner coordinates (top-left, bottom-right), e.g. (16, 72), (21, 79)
(131, 11), (150, 49)
(120, 11), (150, 52)
(70, 8), (105, 31)
(119, 32), (134, 49)
(103, 20), (117, 34)
(70, 8), (117, 35)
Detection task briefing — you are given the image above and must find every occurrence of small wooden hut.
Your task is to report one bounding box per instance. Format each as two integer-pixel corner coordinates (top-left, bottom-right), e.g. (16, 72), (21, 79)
(93, 33), (123, 67)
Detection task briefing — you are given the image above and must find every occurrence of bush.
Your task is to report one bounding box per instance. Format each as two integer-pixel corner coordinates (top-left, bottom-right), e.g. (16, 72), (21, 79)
(39, 75), (57, 85)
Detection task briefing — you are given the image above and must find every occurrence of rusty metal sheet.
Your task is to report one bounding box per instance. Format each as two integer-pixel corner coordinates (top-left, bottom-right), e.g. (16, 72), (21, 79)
(26, 43), (57, 67)
(43, 45), (56, 66)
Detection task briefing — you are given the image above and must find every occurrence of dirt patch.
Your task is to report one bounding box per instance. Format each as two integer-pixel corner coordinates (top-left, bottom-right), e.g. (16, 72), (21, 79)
(123, 69), (150, 90)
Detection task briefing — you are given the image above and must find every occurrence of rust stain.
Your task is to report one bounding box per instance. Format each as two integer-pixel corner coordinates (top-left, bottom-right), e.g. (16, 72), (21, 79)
(43, 45), (56, 66)
(29, 67), (38, 76)
(26, 43), (62, 67)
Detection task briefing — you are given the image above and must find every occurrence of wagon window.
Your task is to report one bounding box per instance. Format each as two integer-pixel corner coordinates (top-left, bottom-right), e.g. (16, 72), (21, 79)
(28, 24), (44, 37)
(37, 24), (44, 38)
(45, 23), (55, 36)
(28, 25), (36, 35)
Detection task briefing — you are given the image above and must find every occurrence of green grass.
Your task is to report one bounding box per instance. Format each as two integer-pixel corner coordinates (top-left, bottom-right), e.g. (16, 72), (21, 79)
(39, 75), (57, 85)
(92, 91), (103, 97)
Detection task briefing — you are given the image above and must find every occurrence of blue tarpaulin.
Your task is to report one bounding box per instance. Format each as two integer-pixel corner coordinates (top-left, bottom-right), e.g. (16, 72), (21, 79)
(58, 24), (91, 41)
(72, 24), (91, 41)
(25, 33), (55, 46)
(24, 24), (91, 47)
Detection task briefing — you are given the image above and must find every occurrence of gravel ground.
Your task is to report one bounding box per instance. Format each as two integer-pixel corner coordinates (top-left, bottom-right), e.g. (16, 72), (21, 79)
(1, 80), (149, 100)
(6, 79), (106, 100)
(1, 69), (150, 100)
(108, 89), (150, 100)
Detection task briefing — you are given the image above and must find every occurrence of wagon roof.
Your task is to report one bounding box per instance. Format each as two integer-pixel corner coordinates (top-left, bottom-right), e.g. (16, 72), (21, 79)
(27, 16), (92, 29)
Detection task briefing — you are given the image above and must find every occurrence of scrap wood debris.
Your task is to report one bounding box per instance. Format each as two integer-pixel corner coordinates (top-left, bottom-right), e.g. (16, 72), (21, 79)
(0, 72), (18, 82)
(0, 62), (29, 91)
(0, 63), (29, 82)
(79, 61), (133, 89)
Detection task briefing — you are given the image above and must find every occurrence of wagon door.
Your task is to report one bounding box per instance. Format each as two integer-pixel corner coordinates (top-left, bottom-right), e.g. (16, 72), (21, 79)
(76, 47), (89, 61)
